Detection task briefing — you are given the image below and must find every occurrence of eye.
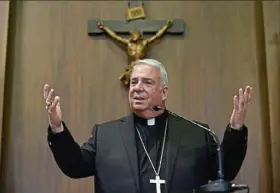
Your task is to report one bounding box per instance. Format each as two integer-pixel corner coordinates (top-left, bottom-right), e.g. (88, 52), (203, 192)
(144, 79), (154, 85)
(130, 80), (137, 85)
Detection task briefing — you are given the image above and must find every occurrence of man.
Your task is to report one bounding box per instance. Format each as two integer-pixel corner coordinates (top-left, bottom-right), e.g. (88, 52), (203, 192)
(44, 58), (252, 193)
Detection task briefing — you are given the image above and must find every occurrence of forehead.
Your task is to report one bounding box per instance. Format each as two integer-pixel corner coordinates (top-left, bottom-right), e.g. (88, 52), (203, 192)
(131, 64), (160, 79)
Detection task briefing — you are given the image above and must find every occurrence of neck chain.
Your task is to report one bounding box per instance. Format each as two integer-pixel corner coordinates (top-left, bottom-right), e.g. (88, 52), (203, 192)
(135, 119), (168, 176)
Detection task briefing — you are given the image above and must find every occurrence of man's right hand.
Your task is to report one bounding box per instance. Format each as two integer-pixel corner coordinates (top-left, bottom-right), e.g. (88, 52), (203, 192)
(44, 84), (63, 133)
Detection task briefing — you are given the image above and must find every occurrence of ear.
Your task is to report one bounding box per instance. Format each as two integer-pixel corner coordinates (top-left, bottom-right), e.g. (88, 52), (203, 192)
(161, 86), (168, 101)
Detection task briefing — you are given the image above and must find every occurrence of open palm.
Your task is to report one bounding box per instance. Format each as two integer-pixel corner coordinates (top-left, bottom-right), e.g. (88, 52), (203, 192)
(44, 84), (63, 130)
(229, 86), (252, 130)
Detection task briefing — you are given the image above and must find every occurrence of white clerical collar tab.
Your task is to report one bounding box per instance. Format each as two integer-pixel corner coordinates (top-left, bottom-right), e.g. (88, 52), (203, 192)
(147, 118), (155, 126)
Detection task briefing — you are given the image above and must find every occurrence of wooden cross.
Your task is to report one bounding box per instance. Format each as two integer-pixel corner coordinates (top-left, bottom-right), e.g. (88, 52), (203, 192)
(87, 1), (186, 87)
(88, 19), (185, 36)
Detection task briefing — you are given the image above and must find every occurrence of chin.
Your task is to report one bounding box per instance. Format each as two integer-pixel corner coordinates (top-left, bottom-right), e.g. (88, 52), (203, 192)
(131, 103), (148, 111)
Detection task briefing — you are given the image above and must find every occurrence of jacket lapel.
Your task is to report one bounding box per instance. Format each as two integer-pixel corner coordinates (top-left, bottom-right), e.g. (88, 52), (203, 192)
(119, 114), (140, 193)
(165, 112), (184, 193)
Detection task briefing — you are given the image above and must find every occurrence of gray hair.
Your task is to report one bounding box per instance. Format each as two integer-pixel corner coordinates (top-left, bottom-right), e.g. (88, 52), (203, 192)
(134, 58), (168, 87)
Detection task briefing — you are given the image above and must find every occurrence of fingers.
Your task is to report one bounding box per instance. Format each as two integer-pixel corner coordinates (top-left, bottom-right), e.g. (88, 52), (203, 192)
(46, 88), (54, 103)
(234, 85), (252, 112)
(46, 96), (60, 113)
(47, 96), (60, 113)
(233, 95), (239, 111)
(43, 84), (51, 99)
(44, 84), (61, 111)
(238, 88), (245, 110)
(244, 85), (252, 103)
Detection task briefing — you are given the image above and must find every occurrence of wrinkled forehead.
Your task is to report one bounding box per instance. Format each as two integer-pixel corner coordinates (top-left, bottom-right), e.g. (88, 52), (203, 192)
(131, 64), (160, 81)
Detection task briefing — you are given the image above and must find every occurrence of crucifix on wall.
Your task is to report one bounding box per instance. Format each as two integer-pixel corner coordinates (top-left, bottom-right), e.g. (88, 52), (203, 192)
(88, 0), (186, 87)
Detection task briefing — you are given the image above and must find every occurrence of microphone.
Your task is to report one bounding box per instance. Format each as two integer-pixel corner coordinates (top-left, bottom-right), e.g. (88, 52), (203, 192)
(152, 105), (162, 111)
(152, 105), (250, 193)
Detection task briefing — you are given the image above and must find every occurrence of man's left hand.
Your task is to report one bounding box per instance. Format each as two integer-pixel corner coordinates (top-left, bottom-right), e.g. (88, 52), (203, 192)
(229, 85), (252, 130)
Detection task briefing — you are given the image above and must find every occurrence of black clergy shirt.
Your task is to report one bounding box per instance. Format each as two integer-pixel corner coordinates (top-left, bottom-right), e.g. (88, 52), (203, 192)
(133, 110), (168, 193)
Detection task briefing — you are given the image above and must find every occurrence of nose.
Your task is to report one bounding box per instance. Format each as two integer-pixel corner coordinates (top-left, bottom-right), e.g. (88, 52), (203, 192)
(134, 82), (144, 91)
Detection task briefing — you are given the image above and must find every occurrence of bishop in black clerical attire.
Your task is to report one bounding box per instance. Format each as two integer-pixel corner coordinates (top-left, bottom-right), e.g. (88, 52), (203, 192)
(44, 58), (252, 193)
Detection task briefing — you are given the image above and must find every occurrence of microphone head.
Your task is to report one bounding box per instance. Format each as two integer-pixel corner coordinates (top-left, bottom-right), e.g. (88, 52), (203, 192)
(152, 106), (162, 111)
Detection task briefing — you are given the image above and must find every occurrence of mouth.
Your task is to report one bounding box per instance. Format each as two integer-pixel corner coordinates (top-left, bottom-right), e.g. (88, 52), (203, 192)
(134, 96), (145, 101)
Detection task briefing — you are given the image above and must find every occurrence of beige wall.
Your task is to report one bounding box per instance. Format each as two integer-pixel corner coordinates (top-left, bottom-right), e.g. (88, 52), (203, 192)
(262, 1), (280, 193)
(0, 0), (10, 165)
(0, 1), (279, 193)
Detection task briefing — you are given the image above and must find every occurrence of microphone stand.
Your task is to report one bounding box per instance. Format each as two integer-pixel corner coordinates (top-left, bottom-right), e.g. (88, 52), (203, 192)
(199, 130), (232, 193)
(152, 106), (249, 193)
(200, 129), (249, 193)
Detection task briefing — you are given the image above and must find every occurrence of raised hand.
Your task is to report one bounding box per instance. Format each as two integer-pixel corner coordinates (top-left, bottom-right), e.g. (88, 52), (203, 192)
(229, 85), (252, 130)
(43, 84), (63, 132)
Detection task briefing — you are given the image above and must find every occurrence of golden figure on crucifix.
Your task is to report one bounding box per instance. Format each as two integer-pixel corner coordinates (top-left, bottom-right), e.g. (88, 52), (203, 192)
(97, 20), (173, 86)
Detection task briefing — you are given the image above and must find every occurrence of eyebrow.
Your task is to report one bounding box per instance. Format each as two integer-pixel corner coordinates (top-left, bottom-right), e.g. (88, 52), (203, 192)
(131, 77), (155, 81)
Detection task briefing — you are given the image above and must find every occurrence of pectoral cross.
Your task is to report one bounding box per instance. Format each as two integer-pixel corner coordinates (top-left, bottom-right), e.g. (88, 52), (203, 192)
(150, 175), (166, 193)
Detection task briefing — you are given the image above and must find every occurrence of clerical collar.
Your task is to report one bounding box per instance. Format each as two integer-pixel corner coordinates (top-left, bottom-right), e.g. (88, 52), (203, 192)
(133, 110), (168, 126)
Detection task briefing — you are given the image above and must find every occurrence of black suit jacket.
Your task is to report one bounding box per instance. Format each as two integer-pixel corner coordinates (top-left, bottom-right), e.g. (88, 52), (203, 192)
(47, 111), (248, 193)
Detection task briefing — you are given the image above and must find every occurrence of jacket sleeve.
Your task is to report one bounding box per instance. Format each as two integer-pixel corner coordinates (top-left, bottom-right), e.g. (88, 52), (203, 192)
(207, 124), (248, 181)
(47, 121), (98, 178)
